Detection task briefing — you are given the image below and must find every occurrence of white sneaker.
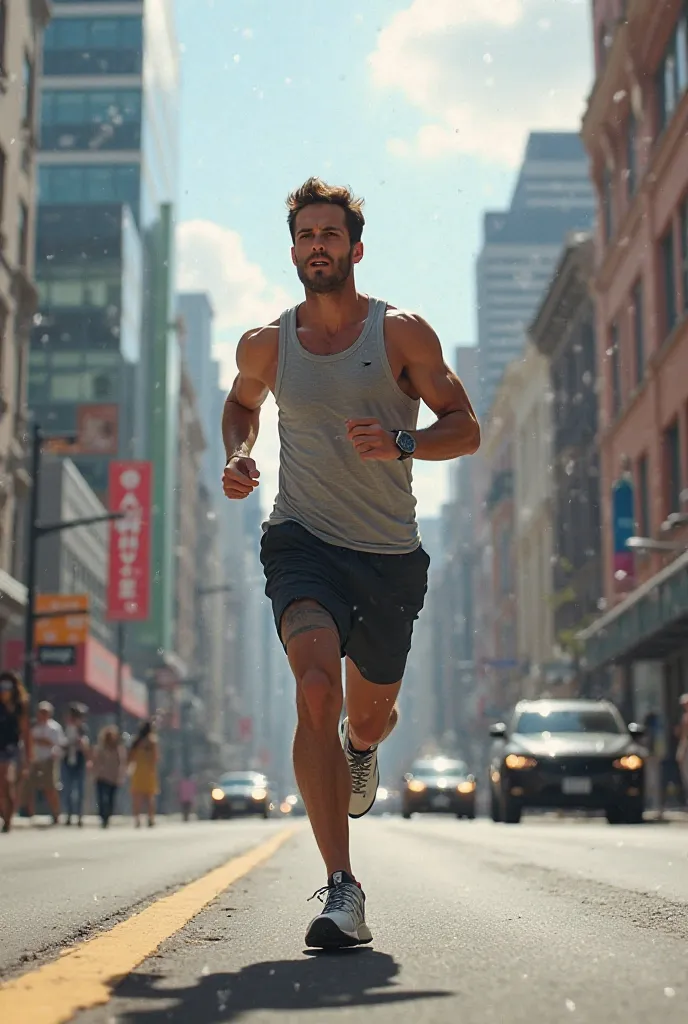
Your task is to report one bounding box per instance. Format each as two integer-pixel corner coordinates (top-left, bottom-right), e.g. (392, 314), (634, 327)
(340, 717), (380, 819)
(305, 871), (373, 948)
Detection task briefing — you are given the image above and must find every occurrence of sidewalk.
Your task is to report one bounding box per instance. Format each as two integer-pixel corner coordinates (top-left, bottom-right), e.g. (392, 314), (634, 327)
(644, 808), (688, 825)
(9, 813), (180, 829)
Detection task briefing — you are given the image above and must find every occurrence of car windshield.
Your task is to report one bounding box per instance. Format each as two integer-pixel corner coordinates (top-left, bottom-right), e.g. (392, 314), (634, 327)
(514, 709), (623, 735)
(412, 759), (468, 777)
(219, 775), (264, 788)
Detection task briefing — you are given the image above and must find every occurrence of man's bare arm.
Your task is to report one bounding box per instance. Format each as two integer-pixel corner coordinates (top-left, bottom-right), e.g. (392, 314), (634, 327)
(400, 314), (480, 461)
(222, 329), (271, 462)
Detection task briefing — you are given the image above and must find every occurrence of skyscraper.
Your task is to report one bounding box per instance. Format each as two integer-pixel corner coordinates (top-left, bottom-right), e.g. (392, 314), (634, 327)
(476, 132), (595, 418)
(30, 0), (181, 659)
(177, 292), (226, 495)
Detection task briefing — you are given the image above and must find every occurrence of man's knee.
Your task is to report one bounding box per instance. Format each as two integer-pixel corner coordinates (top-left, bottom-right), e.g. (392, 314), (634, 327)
(349, 703), (398, 749)
(297, 668), (342, 731)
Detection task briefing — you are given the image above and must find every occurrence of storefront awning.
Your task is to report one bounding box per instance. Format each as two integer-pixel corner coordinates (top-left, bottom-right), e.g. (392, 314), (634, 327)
(579, 550), (688, 671)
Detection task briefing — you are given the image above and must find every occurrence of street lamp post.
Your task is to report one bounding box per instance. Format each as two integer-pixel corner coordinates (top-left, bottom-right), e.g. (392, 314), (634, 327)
(22, 422), (124, 712)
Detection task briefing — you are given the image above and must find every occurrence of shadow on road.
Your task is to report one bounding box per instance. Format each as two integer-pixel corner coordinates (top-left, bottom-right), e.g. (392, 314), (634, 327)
(113, 949), (452, 1022)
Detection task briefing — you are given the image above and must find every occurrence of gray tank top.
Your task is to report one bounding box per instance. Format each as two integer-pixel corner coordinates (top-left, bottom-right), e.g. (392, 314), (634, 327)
(264, 296), (421, 554)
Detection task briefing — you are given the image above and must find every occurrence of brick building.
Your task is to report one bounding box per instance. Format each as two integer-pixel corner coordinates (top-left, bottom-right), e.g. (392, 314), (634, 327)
(580, 0), (688, 743)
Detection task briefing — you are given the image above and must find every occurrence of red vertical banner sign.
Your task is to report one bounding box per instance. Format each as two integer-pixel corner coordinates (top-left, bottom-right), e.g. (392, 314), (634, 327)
(107, 461), (153, 621)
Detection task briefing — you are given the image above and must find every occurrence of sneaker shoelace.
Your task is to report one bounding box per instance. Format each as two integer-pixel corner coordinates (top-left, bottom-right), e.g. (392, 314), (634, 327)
(347, 745), (376, 795)
(309, 881), (362, 916)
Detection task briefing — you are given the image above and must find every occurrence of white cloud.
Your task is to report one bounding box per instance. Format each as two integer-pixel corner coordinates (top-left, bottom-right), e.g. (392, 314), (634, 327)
(371, 0), (592, 166)
(176, 219), (294, 333)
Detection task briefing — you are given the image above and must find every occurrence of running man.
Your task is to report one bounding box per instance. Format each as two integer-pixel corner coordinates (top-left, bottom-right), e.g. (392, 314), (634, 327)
(222, 178), (479, 949)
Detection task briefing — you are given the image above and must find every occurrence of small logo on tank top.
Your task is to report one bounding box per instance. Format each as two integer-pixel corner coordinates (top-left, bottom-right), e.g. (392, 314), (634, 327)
(362, 361), (371, 367)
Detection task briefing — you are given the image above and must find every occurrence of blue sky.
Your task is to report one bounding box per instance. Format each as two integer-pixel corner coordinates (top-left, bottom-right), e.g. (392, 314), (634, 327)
(174, 0), (593, 517)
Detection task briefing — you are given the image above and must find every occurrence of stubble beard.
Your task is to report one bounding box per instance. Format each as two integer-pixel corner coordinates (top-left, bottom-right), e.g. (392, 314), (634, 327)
(296, 252), (353, 295)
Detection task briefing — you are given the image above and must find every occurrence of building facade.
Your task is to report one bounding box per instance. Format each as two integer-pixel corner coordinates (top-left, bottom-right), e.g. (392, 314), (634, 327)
(580, 0), (688, 749)
(480, 365), (520, 719)
(31, 0), (181, 672)
(476, 131), (595, 418)
(512, 343), (556, 696)
(0, 0), (50, 645)
(530, 234), (603, 691)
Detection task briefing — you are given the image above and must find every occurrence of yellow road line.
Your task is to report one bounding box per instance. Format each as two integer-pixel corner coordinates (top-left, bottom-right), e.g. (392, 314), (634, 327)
(0, 826), (296, 1024)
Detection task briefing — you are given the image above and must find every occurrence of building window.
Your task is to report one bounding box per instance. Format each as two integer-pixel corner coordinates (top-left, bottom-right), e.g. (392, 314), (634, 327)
(657, 13), (688, 131)
(627, 112), (637, 196)
(661, 228), (678, 334)
(632, 279), (644, 384)
(43, 17), (143, 76)
(18, 202), (29, 268)
(22, 54), (35, 127)
(0, 145), (5, 227)
(665, 420), (682, 515)
(637, 454), (650, 536)
(610, 322), (621, 417)
(38, 164), (140, 216)
(0, 1), (6, 76)
(681, 199), (688, 313)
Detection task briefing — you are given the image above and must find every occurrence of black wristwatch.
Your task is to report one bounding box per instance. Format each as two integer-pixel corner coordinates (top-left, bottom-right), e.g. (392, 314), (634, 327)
(393, 430), (416, 461)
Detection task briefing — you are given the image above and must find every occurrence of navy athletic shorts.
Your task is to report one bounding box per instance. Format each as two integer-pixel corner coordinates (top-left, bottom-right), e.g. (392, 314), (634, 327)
(260, 519), (430, 684)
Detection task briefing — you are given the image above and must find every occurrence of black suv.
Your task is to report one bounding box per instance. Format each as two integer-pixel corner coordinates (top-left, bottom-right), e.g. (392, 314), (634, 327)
(488, 699), (646, 825)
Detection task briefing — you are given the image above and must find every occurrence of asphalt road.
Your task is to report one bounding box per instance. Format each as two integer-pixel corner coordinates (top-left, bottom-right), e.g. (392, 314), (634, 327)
(0, 817), (287, 978)
(3, 815), (688, 1023)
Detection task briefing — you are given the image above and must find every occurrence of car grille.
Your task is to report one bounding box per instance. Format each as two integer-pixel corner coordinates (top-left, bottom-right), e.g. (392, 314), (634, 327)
(541, 757), (615, 776)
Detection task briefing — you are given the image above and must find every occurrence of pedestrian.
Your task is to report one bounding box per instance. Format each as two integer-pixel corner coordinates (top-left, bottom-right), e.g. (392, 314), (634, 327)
(0, 671), (32, 833)
(24, 701), (65, 825)
(128, 721), (159, 828)
(676, 694), (688, 805)
(221, 177), (479, 948)
(643, 709), (663, 818)
(178, 775), (197, 822)
(93, 725), (126, 827)
(62, 703), (91, 827)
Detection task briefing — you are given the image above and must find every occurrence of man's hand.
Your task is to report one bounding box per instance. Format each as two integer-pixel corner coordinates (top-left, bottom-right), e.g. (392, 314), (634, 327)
(346, 419), (399, 462)
(223, 456), (260, 499)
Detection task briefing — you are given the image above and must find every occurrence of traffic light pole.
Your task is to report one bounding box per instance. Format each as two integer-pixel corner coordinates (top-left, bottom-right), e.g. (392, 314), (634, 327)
(22, 422), (123, 713)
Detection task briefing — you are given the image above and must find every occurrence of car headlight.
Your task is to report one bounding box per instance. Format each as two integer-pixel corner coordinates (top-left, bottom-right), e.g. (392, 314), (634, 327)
(407, 780), (426, 793)
(457, 781), (476, 794)
(252, 788), (268, 801)
(613, 755), (643, 771)
(505, 754), (538, 770)
(211, 788), (225, 801)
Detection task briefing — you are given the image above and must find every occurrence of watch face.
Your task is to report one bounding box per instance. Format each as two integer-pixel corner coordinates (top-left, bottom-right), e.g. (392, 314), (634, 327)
(397, 431), (416, 454)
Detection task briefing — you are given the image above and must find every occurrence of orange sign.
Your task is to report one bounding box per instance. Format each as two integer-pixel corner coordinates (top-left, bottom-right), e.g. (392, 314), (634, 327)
(35, 594), (89, 646)
(41, 405), (119, 457)
(77, 404), (119, 455)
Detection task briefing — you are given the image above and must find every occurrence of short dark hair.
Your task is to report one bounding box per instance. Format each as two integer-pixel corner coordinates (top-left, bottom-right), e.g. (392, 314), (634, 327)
(287, 177), (365, 245)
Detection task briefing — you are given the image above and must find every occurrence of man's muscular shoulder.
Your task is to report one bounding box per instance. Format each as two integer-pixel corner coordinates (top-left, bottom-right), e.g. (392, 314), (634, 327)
(383, 305), (438, 353)
(236, 320), (280, 383)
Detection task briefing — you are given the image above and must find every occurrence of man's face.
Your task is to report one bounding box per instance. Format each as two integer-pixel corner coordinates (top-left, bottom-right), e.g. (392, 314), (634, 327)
(37, 709), (50, 725)
(291, 204), (363, 294)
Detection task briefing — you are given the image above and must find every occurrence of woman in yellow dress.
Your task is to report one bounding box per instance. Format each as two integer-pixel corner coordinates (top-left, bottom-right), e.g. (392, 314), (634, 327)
(128, 721), (159, 827)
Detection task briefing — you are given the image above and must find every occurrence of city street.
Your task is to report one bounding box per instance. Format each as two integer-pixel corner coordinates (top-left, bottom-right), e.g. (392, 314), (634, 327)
(1, 816), (687, 1023)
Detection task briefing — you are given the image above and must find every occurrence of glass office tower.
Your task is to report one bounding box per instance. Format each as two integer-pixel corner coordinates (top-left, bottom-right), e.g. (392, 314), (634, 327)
(31, 0), (180, 652)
